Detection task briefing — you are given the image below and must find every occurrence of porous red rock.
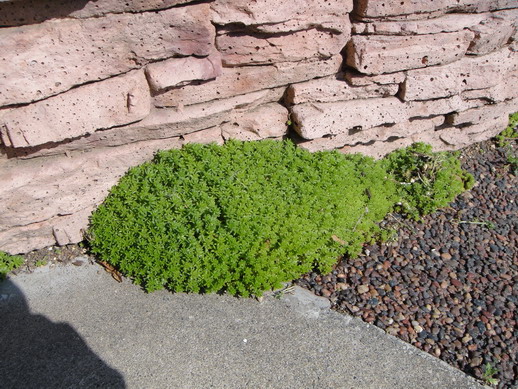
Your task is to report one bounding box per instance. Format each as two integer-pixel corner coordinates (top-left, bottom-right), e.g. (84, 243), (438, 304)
(354, 0), (454, 18)
(286, 75), (398, 104)
(352, 13), (488, 35)
(220, 103), (289, 141)
(182, 127), (224, 145)
(0, 70), (151, 148)
(298, 117), (444, 153)
(217, 26), (350, 66)
(400, 47), (517, 101)
(446, 99), (518, 126)
(461, 0), (518, 13)
(145, 53), (223, 93)
(4, 88), (285, 161)
(134, 88), (285, 135)
(435, 115), (510, 147)
(467, 17), (515, 55)
(346, 31), (474, 75)
(291, 95), (481, 140)
(406, 96), (482, 119)
(354, 0), (518, 19)
(291, 97), (406, 140)
(461, 71), (518, 102)
(338, 113), (509, 158)
(494, 8), (518, 43)
(339, 138), (414, 159)
(0, 4), (214, 106)
(154, 55), (343, 108)
(344, 71), (406, 86)
(0, 0), (195, 27)
(211, 0), (353, 27)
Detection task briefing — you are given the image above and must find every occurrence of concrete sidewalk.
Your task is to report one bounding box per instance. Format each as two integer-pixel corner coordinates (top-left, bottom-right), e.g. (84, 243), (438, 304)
(1, 262), (487, 389)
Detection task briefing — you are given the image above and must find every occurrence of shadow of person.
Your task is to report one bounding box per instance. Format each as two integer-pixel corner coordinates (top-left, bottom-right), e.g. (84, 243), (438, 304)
(0, 279), (125, 388)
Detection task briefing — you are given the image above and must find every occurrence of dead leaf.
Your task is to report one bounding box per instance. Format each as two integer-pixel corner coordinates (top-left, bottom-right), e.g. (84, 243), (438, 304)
(331, 235), (347, 245)
(98, 261), (123, 283)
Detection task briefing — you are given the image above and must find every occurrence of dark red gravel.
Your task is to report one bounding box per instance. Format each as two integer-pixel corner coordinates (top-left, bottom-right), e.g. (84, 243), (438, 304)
(296, 140), (517, 388)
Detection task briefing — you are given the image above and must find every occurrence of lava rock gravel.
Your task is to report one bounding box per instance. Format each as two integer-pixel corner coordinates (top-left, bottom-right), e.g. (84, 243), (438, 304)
(297, 140), (517, 388)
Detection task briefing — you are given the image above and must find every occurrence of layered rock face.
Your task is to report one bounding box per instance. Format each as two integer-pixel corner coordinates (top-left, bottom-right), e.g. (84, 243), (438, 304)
(0, 0), (517, 253)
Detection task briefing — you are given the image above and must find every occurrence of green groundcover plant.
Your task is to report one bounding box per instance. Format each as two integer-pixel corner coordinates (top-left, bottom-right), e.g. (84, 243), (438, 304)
(88, 140), (473, 297)
(0, 251), (24, 280)
(382, 143), (474, 219)
(496, 112), (518, 174)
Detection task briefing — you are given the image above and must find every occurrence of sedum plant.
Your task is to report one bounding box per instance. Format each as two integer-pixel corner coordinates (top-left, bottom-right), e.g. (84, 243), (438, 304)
(89, 140), (396, 296)
(88, 140), (473, 296)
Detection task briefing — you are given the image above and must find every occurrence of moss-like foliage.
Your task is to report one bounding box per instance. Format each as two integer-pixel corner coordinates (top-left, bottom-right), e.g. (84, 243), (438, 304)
(88, 140), (472, 296)
(382, 143), (474, 219)
(496, 112), (518, 174)
(0, 251), (24, 280)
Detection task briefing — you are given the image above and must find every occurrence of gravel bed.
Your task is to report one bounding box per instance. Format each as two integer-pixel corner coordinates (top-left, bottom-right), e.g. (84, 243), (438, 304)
(296, 140), (517, 388)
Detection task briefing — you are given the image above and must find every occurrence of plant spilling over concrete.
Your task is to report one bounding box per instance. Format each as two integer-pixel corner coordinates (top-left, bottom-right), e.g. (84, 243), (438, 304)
(88, 140), (473, 297)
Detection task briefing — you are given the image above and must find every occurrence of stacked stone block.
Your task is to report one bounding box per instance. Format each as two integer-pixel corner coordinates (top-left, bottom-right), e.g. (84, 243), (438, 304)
(0, 0), (516, 253)
(290, 0), (518, 156)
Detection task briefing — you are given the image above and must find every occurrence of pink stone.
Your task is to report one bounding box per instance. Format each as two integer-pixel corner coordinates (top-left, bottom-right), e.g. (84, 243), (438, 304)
(344, 71), (406, 86)
(52, 208), (92, 247)
(461, 71), (518, 103)
(352, 13), (488, 36)
(146, 52), (223, 93)
(154, 55), (343, 108)
(298, 117), (443, 153)
(340, 138), (414, 159)
(467, 17), (515, 55)
(0, 4), (215, 106)
(217, 25), (350, 66)
(211, 0), (353, 27)
(291, 95), (480, 141)
(419, 115), (509, 151)
(286, 75), (398, 104)
(354, 0), (518, 18)
(182, 127), (224, 145)
(406, 96), (481, 119)
(446, 99), (518, 126)
(400, 47), (517, 102)
(0, 70), (151, 148)
(353, 0), (455, 18)
(291, 97), (407, 140)
(493, 8), (518, 43)
(461, 0), (518, 13)
(2, 92), (281, 160)
(221, 103), (289, 141)
(346, 31), (474, 75)
(137, 88), (285, 134)
(0, 0), (195, 27)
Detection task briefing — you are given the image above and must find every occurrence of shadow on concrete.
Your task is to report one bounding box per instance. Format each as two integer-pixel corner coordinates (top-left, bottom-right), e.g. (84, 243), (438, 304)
(0, 279), (125, 388)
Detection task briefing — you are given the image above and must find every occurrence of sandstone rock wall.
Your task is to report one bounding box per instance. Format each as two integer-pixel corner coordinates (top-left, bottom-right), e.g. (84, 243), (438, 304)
(1, 0), (517, 253)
